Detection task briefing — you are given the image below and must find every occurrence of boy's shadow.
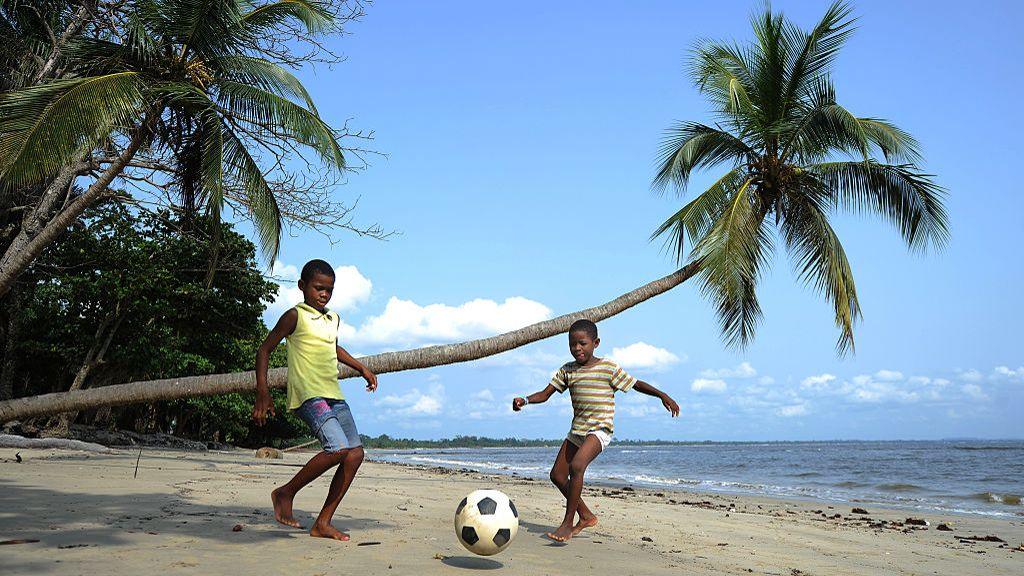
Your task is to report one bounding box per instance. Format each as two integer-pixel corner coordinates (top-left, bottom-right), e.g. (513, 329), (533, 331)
(441, 556), (503, 570)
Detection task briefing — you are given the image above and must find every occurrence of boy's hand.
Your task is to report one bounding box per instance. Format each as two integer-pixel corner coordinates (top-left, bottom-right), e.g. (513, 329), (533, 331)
(362, 369), (378, 392)
(512, 397), (527, 411)
(662, 394), (680, 417)
(252, 391), (275, 426)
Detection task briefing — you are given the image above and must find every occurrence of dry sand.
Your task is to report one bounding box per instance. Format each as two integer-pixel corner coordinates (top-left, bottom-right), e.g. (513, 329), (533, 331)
(1, 447), (1022, 575)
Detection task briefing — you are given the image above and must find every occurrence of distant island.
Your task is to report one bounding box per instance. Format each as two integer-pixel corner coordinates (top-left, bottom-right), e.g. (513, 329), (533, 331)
(358, 434), (759, 449)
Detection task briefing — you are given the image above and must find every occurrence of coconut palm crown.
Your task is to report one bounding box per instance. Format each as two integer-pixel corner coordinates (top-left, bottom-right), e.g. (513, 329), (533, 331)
(652, 1), (948, 354)
(0, 0), (346, 263)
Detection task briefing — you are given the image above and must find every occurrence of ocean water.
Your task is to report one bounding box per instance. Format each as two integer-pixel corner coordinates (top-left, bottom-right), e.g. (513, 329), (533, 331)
(369, 440), (1024, 518)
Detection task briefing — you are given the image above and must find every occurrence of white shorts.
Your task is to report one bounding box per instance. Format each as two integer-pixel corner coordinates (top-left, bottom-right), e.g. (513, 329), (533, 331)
(567, 429), (612, 451)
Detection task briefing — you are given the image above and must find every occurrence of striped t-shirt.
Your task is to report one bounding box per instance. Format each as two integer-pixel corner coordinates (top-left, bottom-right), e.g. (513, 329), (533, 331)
(550, 358), (636, 436)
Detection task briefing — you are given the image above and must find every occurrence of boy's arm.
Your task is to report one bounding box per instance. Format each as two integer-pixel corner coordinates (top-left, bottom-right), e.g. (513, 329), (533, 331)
(337, 345), (378, 392)
(252, 309), (298, 425)
(512, 385), (558, 411)
(633, 380), (680, 417)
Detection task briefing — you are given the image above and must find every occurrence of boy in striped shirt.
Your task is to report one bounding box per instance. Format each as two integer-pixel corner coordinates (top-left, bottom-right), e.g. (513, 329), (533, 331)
(513, 319), (679, 543)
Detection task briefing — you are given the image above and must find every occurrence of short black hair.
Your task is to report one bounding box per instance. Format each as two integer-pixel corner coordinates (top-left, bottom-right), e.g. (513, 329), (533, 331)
(568, 319), (598, 340)
(300, 259), (335, 282)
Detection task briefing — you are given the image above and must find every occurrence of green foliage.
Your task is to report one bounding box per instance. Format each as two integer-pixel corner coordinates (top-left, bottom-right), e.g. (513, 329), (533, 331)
(11, 202), (304, 444)
(0, 0), (349, 264)
(652, 1), (949, 354)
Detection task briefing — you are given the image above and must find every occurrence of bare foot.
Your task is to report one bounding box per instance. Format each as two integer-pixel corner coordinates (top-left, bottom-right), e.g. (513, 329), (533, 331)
(545, 523), (574, 543)
(310, 522), (350, 541)
(271, 487), (301, 529)
(572, 515), (598, 536)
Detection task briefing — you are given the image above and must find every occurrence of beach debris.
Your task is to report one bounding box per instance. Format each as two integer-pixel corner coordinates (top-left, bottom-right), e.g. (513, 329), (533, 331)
(905, 517), (929, 526)
(956, 535), (1005, 543)
(622, 486), (634, 492)
(936, 523), (953, 531)
(0, 539), (40, 545)
(851, 507), (869, 515)
(58, 544), (93, 549)
(232, 524), (243, 532)
(134, 448), (142, 478)
(14, 452), (21, 463)
(357, 541), (381, 546)
(254, 447), (282, 459)
(396, 505), (407, 511)
(433, 553), (448, 560)
(641, 536), (654, 542)
(717, 542), (729, 546)
(791, 569), (811, 576)
(1014, 543), (1024, 552)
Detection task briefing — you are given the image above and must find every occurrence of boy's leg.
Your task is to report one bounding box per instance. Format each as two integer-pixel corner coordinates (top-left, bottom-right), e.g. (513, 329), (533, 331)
(310, 400), (364, 541)
(272, 449), (348, 528)
(546, 434), (602, 543)
(310, 446), (364, 541)
(273, 398), (349, 529)
(548, 440), (599, 534)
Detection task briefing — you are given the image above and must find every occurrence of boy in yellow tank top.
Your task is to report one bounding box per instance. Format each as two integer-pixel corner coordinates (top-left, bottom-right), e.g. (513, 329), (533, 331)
(252, 259), (378, 542)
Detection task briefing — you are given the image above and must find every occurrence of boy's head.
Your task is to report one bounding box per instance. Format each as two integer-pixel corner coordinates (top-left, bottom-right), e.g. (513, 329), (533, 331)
(298, 259), (336, 311)
(567, 319), (599, 364)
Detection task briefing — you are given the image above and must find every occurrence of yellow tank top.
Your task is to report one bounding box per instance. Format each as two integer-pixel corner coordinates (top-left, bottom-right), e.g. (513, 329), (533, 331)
(286, 302), (344, 409)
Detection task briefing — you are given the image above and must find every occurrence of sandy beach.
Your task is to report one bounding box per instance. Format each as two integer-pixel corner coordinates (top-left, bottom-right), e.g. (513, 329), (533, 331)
(1, 446), (1021, 575)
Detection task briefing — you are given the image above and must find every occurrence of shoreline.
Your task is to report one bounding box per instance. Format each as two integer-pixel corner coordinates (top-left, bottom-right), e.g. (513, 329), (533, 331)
(365, 446), (1024, 521)
(370, 454), (1023, 523)
(3, 446), (1022, 575)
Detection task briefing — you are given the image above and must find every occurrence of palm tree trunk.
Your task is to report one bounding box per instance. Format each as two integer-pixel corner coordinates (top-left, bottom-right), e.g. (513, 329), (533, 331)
(0, 260), (702, 422)
(0, 128), (147, 298)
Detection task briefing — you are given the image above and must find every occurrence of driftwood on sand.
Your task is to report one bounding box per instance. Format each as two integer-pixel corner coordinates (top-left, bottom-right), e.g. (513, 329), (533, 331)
(0, 433), (117, 453)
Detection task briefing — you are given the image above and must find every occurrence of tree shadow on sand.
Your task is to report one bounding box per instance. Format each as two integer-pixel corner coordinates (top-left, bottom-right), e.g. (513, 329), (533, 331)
(0, 451), (396, 573)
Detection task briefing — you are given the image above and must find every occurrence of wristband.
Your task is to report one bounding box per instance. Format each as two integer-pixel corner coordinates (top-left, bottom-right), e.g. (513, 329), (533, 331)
(521, 397), (530, 405)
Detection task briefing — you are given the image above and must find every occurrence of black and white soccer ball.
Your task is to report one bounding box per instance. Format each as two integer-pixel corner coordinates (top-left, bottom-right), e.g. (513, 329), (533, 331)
(453, 489), (519, 556)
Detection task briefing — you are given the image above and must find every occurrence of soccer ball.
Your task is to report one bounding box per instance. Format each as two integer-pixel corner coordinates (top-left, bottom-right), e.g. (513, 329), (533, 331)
(453, 489), (519, 556)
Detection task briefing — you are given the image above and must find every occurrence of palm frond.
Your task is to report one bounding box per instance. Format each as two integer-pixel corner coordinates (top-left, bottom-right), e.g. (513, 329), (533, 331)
(0, 72), (144, 188)
(216, 79), (344, 169)
(692, 178), (772, 348)
(781, 1), (856, 116)
(651, 167), (746, 262)
(781, 193), (860, 354)
(690, 40), (758, 119)
(857, 118), (922, 164)
(653, 122), (753, 192)
(813, 161), (949, 253)
(220, 120), (282, 263)
(211, 55), (319, 113)
(241, 0), (332, 34)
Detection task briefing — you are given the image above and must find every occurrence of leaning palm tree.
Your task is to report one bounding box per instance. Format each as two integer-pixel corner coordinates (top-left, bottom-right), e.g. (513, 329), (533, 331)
(0, 1), (949, 423)
(651, 0), (947, 354)
(0, 0), (346, 297)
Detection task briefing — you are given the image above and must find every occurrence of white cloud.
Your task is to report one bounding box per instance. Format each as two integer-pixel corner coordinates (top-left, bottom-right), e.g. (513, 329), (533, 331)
(608, 342), (683, 371)
(874, 369), (904, 382)
(908, 376), (931, 385)
(331, 265), (373, 311)
(691, 378), (727, 393)
(471, 389), (494, 401)
(620, 404), (661, 417)
(801, 373), (836, 390)
(375, 384), (445, 417)
(777, 404), (808, 417)
(994, 366), (1024, 381)
(961, 384), (989, 401)
(271, 260), (300, 281)
(353, 296), (551, 346)
(758, 376), (776, 385)
(701, 362), (756, 379)
(264, 262), (372, 320)
(959, 369), (983, 382)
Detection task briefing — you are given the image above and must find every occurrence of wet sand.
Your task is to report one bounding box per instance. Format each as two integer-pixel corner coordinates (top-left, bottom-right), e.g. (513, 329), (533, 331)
(1, 447), (1022, 575)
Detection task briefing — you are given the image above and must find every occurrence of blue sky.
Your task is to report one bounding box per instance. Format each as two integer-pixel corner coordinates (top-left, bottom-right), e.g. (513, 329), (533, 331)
(256, 1), (1023, 440)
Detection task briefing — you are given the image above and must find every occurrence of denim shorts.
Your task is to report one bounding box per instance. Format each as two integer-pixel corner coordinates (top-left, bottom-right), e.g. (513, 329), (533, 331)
(294, 397), (362, 453)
